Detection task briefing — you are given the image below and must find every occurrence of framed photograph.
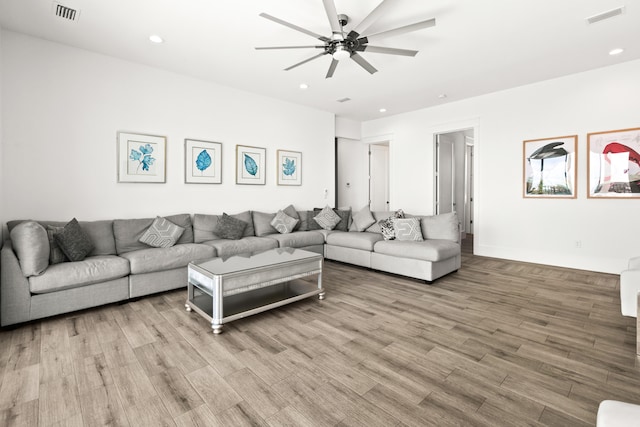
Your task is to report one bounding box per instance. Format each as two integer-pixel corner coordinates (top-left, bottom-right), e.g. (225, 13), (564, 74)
(277, 150), (302, 186)
(523, 135), (577, 198)
(588, 127), (640, 198)
(185, 139), (222, 184)
(117, 132), (166, 183)
(236, 145), (266, 185)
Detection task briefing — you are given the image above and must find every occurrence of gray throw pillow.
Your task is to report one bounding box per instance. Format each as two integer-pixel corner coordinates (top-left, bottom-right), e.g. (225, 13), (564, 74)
(46, 225), (68, 264)
(216, 213), (247, 240)
(351, 205), (376, 232)
(314, 206), (341, 230)
(282, 204), (301, 231)
(10, 221), (50, 276)
(139, 216), (185, 248)
(333, 208), (351, 232)
(392, 218), (424, 241)
(306, 210), (323, 231)
(54, 218), (95, 262)
(270, 210), (299, 234)
(231, 211), (254, 237)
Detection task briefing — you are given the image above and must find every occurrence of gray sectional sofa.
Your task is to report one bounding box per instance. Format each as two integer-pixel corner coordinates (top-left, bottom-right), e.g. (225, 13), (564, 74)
(1, 208), (461, 327)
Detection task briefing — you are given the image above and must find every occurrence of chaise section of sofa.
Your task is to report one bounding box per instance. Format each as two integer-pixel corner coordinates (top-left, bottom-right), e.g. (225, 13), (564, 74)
(1, 219), (131, 326)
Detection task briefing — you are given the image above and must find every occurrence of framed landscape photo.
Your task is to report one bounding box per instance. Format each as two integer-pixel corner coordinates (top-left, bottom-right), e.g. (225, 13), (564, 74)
(185, 139), (222, 184)
(277, 150), (302, 186)
(523, 135), (577, 198)
(588, 127), (640, 198)
(236, 145), (266, 185)
(117, 132), (166, 183)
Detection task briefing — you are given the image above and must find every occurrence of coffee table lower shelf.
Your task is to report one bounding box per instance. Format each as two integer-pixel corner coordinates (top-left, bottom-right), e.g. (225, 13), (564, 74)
(186, 279), (322, 333)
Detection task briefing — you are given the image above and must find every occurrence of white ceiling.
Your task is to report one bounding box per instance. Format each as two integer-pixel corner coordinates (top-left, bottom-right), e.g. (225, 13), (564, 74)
(1, 0), (639, 121)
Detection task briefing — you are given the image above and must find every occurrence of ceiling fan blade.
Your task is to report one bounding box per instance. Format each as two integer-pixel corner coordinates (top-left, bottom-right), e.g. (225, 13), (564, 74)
(358, 45), (418, 57)
(364, 18), (436, 43)
(259, 13), (330, 42)
(326, 59), (339, 78)
(350, 53), (378, 74)
(322, 0), (342, 37)
(284, 52), (329, 71)
(255, 46), (325, 50)
(350, 0), (395, 38)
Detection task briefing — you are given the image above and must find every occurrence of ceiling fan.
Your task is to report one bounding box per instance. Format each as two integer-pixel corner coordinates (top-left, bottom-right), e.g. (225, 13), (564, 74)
(255, 0), (436, 78)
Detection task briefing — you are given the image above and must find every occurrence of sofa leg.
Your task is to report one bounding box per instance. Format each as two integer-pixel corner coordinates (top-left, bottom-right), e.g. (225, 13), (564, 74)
(425, 280), (433, 285)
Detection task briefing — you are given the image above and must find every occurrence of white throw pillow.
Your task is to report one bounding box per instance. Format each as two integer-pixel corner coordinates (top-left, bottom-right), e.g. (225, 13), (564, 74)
(271, 210), (299, 234)
(350, 205), (376, 232)
(313, 205), (341, 230)
(392, 218), (424, 241)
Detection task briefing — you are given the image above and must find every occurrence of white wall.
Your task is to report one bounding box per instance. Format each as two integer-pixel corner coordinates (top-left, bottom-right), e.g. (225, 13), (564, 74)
(335, 117), (361, 140)
(362, 59), (640, 274)
(1, 31), (335, 222)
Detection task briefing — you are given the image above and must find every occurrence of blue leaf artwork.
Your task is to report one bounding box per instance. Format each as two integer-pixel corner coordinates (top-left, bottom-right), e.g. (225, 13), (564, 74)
(244, 154), (258, 176)
(283, 158), (296, 176)
(129, 143), (156, 173)
(196, 150), (212, 172)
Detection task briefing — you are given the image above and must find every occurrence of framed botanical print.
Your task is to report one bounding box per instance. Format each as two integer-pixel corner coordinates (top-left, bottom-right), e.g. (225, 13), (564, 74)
(185, 139), (222, 184)
(277, 150), (302, 186)
(117, 132), (166, 183)
(236, 145), (266, 185)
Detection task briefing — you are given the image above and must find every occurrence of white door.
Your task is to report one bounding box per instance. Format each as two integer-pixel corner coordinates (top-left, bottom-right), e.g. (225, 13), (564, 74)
(369, 144), (389, 211)
(464, 142), (474, 233)
(435, 135), (455, 214)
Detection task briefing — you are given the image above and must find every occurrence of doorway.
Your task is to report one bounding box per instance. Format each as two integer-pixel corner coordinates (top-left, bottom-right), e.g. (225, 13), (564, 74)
(369, 143), (389, 211)
(435, 129), (474, 235)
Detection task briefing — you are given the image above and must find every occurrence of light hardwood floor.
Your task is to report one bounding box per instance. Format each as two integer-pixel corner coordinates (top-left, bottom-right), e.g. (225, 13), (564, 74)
(1, 241), (639, 426)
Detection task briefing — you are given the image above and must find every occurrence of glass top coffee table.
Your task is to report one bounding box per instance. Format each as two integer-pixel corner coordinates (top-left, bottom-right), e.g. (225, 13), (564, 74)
(185, 248), (324, 334)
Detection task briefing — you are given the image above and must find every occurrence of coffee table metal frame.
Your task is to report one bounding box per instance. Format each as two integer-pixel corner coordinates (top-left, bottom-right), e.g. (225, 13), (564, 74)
(185, 249), (324, 334)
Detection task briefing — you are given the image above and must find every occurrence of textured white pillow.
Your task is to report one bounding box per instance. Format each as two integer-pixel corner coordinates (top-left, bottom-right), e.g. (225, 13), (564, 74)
(139, 216), (185, 248)
(392, 218), (424, 241)
(313, 205), (341, 230)
(270, 210), (299, 234)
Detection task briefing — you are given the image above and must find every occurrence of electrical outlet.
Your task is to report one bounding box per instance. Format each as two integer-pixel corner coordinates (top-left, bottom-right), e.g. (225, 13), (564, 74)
(323, 188), (328, 199)
(575, 240), (582, 248)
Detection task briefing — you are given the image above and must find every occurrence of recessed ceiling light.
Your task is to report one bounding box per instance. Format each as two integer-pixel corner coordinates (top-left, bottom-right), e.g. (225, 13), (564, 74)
(438, 94), (447, 99)
(609, 48), (624, 55)
(379, 108), (387, 113)
(299, 83), (309, 90)
(149, 35), (164, 44)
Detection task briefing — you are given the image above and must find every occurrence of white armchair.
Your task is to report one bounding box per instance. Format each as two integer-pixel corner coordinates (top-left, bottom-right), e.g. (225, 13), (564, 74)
(619, 256), (640, 317)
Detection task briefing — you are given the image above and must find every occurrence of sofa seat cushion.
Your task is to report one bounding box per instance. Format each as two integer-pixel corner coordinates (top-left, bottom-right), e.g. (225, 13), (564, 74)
(327, 231), (384, 251)
(373, 239), (460, 262)
(203, 237), (278, 258)
(29, 255), (130, 294)
(120, 243), (215, 275)
(267, 231), (325, 248)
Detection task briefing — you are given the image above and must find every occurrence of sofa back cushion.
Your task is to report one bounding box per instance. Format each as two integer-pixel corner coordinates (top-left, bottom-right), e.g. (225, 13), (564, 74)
(419, 212), (459, 242)
(114, 213), (193, 254)
(193, 212), (255, 243)
(8, 219), (117, 256)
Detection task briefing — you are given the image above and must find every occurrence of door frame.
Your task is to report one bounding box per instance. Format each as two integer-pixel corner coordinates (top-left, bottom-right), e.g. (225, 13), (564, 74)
(431, 120), (479, 252)
(363, 133), (394, 210)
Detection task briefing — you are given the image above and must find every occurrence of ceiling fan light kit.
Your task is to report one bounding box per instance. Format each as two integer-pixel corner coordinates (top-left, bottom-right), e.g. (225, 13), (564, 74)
(256, 0), (436, 78)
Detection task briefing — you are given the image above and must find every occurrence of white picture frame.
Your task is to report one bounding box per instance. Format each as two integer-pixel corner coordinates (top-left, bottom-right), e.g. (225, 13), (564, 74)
(277, 150), (302, 186)
(236, 145), (266, 185)
(185, 139), (222, 184)
(117, 132), (166, 183)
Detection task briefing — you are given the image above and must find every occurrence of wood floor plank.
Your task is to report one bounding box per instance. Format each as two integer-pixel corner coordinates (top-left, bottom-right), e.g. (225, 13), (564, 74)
(184, 365), (243, 414)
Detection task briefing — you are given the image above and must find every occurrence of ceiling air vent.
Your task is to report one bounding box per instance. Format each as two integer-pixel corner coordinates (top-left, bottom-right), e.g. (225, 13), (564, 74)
(586, 6), (624, 24)
(53, 2), (80, 22)
(337, 97), (351, 103)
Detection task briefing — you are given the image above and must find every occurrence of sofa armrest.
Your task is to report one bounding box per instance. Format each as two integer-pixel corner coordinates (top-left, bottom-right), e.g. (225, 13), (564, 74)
(1, 240), (32, 326)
